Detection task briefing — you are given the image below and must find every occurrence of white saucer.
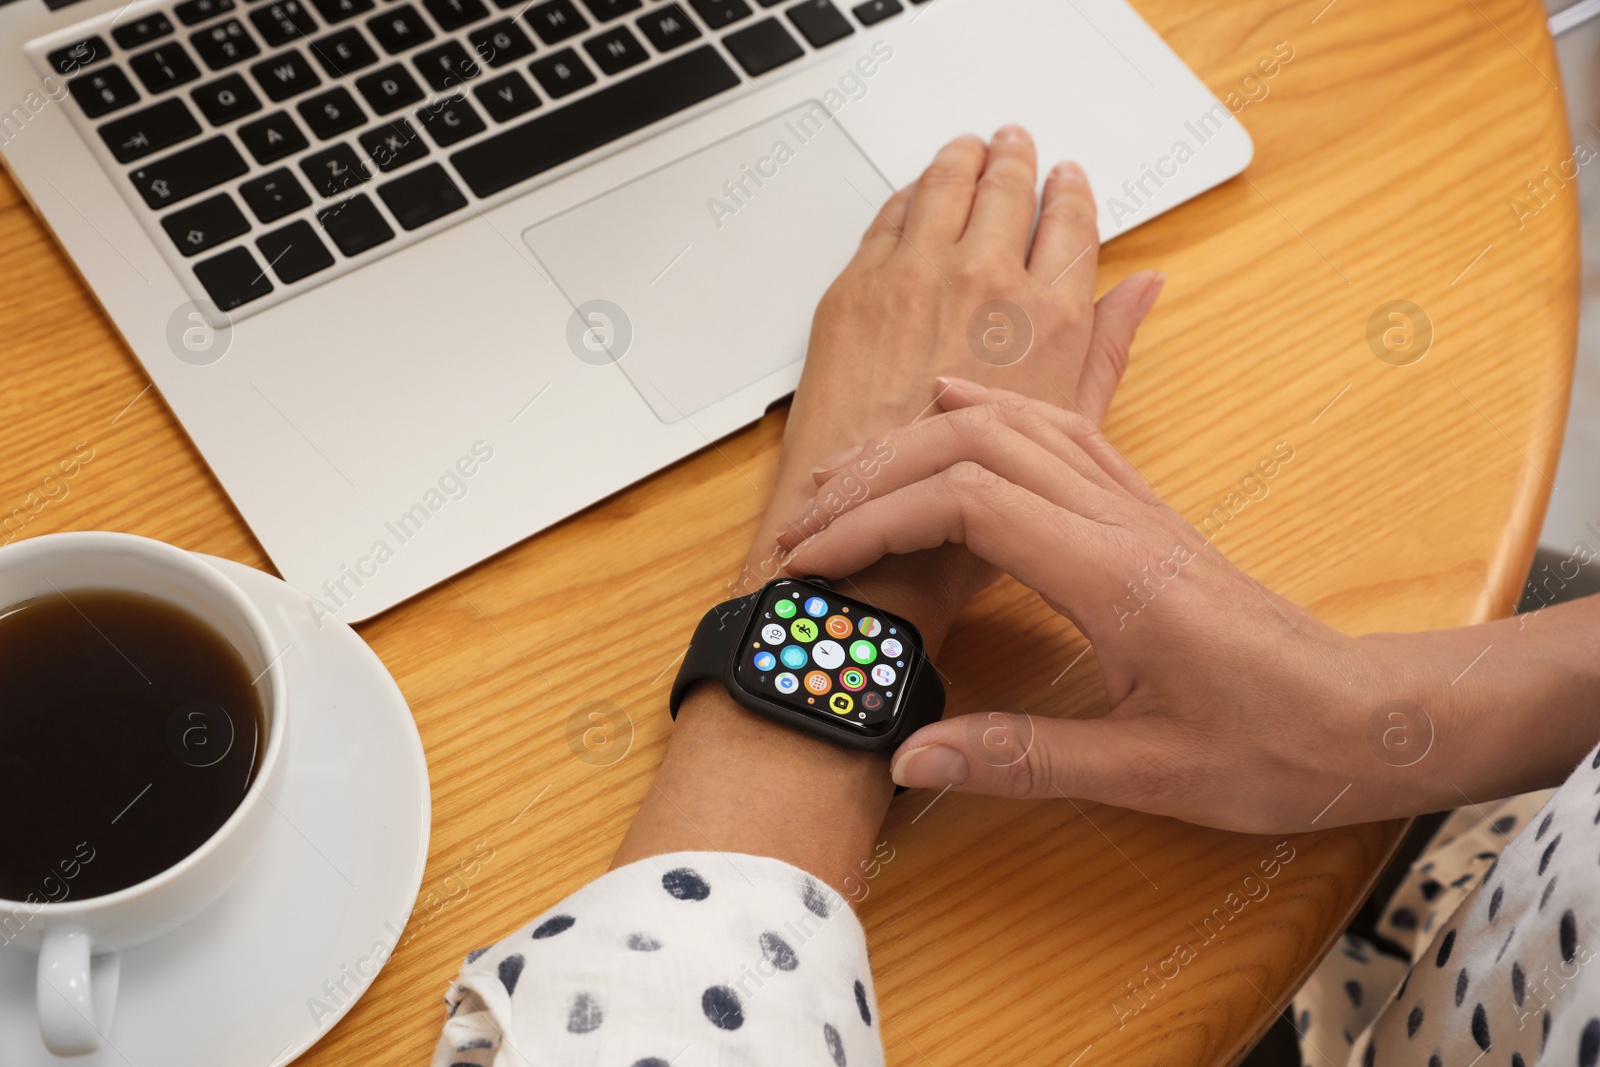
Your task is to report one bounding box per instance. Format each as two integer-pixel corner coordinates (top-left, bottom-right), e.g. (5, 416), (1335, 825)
(0, 555), (431, 1065)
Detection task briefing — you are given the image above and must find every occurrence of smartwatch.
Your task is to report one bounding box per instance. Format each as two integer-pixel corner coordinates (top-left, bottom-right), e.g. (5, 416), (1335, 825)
(669, 577), (945, 754)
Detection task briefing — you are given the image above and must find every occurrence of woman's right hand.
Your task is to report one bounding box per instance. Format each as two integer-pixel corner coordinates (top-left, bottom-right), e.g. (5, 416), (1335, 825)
(775, 381), (1509, 834)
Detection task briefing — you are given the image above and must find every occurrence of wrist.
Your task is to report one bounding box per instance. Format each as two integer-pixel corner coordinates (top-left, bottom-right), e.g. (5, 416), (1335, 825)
(613, 681), (892, 896)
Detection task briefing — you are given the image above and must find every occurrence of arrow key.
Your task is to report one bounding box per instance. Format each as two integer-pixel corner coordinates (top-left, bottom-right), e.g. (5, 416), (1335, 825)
(99, 98), (202, 163)
(160, 192), (251, 257)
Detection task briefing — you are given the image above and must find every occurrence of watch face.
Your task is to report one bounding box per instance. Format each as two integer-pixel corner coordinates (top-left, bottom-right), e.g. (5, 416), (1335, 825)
(733, 579), (921, 736)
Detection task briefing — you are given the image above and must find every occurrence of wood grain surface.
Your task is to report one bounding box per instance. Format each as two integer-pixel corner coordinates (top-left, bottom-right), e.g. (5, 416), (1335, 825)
(0, 0), (1578, 1063)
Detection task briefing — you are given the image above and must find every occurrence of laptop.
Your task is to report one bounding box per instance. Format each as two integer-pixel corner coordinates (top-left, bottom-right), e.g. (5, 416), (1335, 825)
(0, 0), (1252, 621)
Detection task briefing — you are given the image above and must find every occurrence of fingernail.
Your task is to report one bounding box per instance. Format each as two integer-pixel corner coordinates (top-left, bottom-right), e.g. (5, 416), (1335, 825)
(994, 124), (1029, 143)
(1134, 271), (1165, 324)
(891, 745), (971, 789)
(935, 375), (982, 394)
(810, 445), (863, 475)
(1051, 160), (1085, 181)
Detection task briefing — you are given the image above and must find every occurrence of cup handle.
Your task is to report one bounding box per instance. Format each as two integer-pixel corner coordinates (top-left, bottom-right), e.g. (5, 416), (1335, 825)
(38, 926), (119, 1056)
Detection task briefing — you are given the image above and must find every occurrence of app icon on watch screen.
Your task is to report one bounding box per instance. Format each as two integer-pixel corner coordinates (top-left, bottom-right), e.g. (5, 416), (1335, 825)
(812, 640), (845, 670)
(840, 667), (866, 691)
(774, 672), (799, 694)
(825, 615), (852, 639)
(779, 645), (808, 670)
(774, 598), (798, 618)
(761, 623), (785, 644)
(848, 639), (876, 665)
(828, 692), (854, 715)
(804, 670), (831, 695)
(862, 692), (883, 711)
(871, 664), (896, 686)
(790, 618), (819, 642)
(881, 638), (903, 658)
(803, 596), (828, 618)
(858, 616), (882, 637)
(752, 651), (776, 672)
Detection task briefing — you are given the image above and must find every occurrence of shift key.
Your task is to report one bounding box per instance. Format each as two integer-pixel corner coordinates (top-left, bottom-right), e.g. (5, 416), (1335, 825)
(129, 136), (249, 209)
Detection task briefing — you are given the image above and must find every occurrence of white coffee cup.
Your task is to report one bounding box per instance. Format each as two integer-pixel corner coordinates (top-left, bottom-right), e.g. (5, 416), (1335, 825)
(0, 532), (289, 1056)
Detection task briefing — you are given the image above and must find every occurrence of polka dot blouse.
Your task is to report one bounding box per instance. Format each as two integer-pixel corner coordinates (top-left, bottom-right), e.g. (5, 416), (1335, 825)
(431, 852), (882, 1067)
(430, 742), (1600, 1066)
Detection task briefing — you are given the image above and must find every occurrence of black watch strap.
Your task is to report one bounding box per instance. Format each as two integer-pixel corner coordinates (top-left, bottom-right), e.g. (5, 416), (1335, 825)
(668, 592), (757, 719)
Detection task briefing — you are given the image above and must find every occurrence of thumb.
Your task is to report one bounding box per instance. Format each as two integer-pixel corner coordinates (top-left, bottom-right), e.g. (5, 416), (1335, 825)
(890, 710), (1165, 803)
(1075, 271), (1164, 423)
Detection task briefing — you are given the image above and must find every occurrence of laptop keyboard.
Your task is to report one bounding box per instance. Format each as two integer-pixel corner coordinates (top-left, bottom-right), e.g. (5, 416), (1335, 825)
(32, 0), (920, 317)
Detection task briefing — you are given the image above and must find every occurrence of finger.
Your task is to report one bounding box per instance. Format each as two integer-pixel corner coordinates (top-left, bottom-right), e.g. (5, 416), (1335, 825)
(781, 465), (1123, 614)
(1028, 161), (1099, 295)
(960, 125), (1038, 260)
(934, 378), (1161, 504)
(851, 183), (915, 268)
(901, 135), (989, 248)
(890, 713), (1175, 806)
(1075, 271), (1164, 423)
(774, 403), (1124, 552)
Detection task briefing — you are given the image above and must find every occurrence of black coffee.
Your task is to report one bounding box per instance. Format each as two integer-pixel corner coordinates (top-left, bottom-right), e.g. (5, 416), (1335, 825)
(0, 589), (262, 903)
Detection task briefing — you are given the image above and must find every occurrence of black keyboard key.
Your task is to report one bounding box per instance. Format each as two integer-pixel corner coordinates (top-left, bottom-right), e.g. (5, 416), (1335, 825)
(317, 193), (393, 254)
(112, 15), (175, 51)
(578, 0), (639, 20)
(191, 19), (261, 68)
(130, 43), (202, 92)
(354, 63), (423, 112)
(377, 162), (466, 228)
(161, 192), (250, 255)
(241, 167), (312, 220)
(48, 36), (110, 76)
(298, 86), (365, 136)
(192, 73), (263, 123)
(472, 70), (539, 121)
(257, 219), (335, 281)
(251, 49), (321, 99)
(722, 17), (799, 75)
(851, 0), (899, 25)
(416, 94), (484, 146)
(310, 27), (378, 75)
(636, 4), (699, 51)
(414, 40), (479, 90)
(454, 44), (736, 196)
(524, 0), (587, 44)
(175, 0), (237, 25)
(583, 25), (646, 74)
(130, 135), (248, 207)
(527, 47), (593, 98)
(99, 98), (202, 162)
(69, 67), (140, 118)
(467, 19), (533, 67)
(423, 0), (488, 31)
(238, 109), (309, 160)
(309, 0), (373, 24)
(359, 116), (429, 168)
(300, 142), (369, 195)
(687, 0), (748, 29)
(194, 246), (273, 309)
(367, 5), (433, 52)
(786, 0), (850, 47)
(251, 0), (319, 45)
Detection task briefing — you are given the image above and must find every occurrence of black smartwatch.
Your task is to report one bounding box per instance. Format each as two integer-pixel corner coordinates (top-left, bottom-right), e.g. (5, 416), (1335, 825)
(669, 577), (945, 753)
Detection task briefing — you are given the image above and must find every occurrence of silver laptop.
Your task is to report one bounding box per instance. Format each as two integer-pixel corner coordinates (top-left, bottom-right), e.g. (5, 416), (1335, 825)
(1, 0), (1251, 621)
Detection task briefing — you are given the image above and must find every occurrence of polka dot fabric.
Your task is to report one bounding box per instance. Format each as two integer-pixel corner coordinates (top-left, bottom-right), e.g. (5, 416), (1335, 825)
(1295, 741), (1600, 1067)
(430, 852), (883, 1067)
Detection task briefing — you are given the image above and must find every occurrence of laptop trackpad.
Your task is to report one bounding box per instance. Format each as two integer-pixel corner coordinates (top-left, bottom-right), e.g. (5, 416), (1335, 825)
(523, 102), (891, 424)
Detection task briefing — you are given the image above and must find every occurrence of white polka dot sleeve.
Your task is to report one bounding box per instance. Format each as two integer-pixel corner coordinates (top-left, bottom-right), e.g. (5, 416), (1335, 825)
(430, 852), (883, 1067)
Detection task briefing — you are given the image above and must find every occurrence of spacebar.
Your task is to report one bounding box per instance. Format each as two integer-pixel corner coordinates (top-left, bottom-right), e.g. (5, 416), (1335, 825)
(452, 46), (742, 198)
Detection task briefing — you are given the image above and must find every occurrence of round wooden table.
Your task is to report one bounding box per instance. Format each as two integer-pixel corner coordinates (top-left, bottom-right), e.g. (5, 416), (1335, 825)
(0, 0), (1576, 1062)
